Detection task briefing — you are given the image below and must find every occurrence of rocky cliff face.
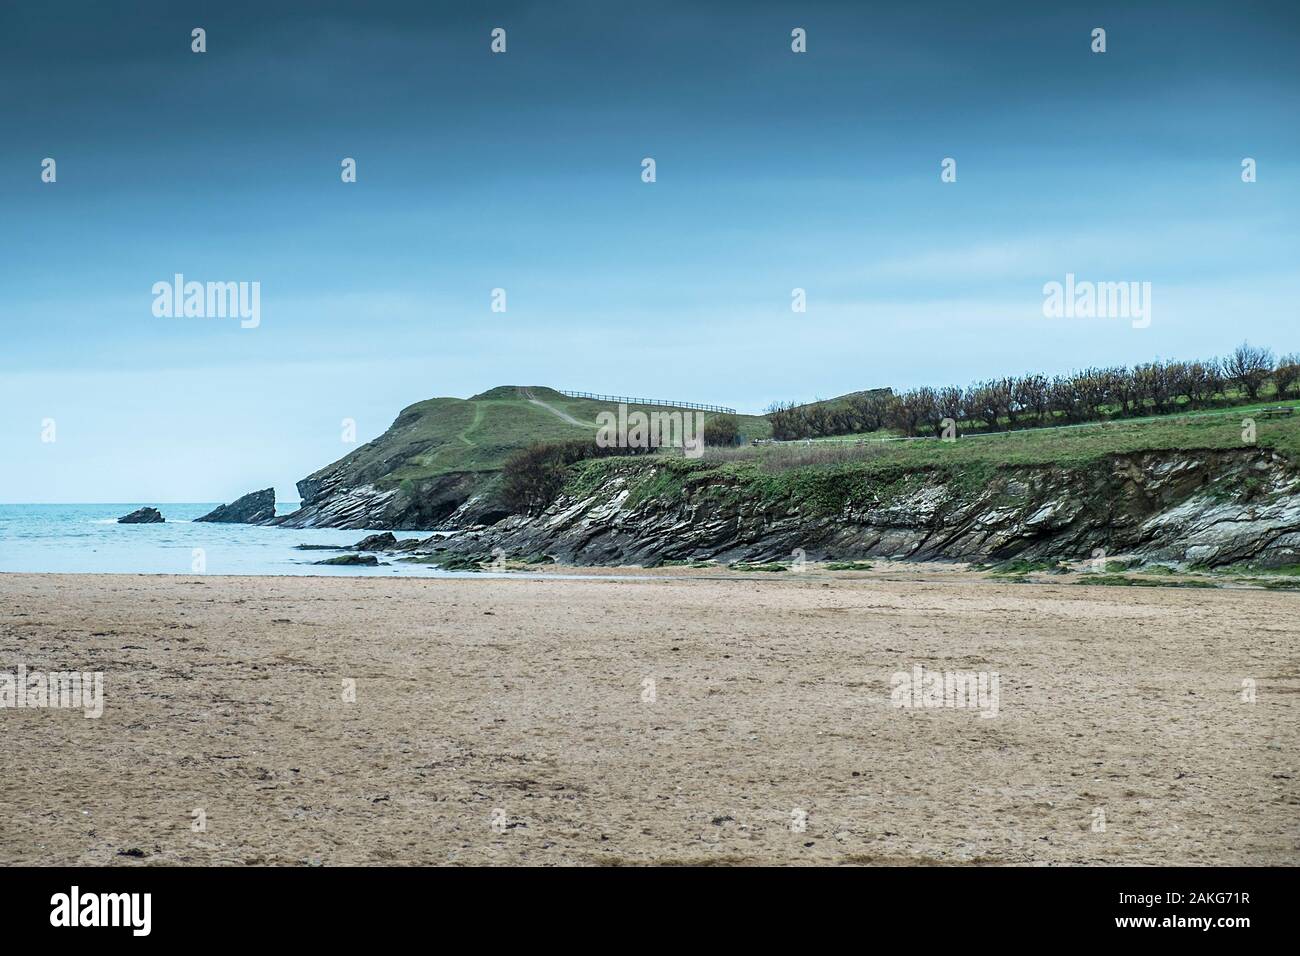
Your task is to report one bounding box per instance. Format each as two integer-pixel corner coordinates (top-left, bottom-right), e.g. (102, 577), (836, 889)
(430, 448), (1300, 569)
(272, 470), (505, 530)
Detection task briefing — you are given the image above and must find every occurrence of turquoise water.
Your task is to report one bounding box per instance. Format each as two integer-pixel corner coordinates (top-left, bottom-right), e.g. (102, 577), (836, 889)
(0, 504), (457, 576)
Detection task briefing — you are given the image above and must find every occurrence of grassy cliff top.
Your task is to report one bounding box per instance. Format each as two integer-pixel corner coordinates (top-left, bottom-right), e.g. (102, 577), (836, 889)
(566, 403), (1300, 510)
(776, 399), (1300, 468)
(306, 386), (772, 489)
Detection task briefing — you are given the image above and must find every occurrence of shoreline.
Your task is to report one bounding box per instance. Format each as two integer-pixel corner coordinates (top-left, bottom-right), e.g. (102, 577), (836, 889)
(3, 571), (1295, 865)
(2, 557), (1291, 591)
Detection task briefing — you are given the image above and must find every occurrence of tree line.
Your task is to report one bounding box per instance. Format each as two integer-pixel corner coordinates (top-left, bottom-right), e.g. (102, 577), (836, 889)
(766, 343), (1298, 440)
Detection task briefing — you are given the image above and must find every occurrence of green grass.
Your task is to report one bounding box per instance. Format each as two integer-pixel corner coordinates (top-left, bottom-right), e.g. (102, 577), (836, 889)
(714, 406), (1300, 475)
(556, 409), (1300, 536)
(308, 386), (772, 489)
(824, 561), (874, 571)
(307, 382), (1300, 525)
(728, 562), (788, 572)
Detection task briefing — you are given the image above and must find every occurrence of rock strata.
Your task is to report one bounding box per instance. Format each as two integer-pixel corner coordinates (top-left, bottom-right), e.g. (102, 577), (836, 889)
(196, 488), (276, 524)
(411, 448), (1300, 570)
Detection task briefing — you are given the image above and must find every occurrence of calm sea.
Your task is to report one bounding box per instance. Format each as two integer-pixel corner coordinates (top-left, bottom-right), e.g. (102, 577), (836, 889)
(0, 503), (458, 576)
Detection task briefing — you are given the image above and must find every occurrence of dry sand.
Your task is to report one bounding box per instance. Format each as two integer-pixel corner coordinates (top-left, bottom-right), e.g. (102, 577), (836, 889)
(1, 569), (1296, 865)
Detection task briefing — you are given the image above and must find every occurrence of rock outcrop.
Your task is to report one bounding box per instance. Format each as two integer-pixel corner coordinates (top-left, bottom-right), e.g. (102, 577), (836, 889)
(349, 532), (428, 551)
(418, 448), (1300, 570)
(313, 554), (379, 566)
(273, 471), (505, 530)
(117, 507), (164, 524)
(196, 488), (276, 524)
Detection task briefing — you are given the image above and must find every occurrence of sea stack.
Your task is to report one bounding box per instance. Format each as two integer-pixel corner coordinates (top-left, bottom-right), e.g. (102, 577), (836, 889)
(117, 507), (164, 524)
(196, 488), (276, 524)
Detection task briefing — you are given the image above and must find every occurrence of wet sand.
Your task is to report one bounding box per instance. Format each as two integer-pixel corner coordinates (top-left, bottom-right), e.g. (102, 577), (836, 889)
(0, 570), (1295, 865)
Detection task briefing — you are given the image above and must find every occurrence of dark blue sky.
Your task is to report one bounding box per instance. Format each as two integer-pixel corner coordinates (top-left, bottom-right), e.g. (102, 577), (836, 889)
(2, 0), (1297, 501)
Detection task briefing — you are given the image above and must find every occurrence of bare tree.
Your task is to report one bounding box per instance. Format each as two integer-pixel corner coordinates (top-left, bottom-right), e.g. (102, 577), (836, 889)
(1176, 360), (1216, 408)
(966, 383), (1003, 431)
(1102, 366), (1138, 417)
(1077, 369), (1113, 420)
(1225, 342), (1275, 401)
(1014, 374), (1051, 425)
(763, 344), (1284, 441)
(844, 390), (892, 433)
(935, 386), (965, 428)
(1273, 354), (1300, 398)
(1047, 375), (1081, 423)
(1133, 362), (1174, 415)
(887, 390), (936, 437)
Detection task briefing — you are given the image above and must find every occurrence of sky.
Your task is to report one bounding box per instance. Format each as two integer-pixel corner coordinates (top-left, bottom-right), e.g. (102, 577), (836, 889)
(1, 0), (1297, 503)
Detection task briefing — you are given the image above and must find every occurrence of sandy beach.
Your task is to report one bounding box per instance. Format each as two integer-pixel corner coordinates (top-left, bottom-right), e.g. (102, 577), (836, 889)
(1, 569), (1295, 866)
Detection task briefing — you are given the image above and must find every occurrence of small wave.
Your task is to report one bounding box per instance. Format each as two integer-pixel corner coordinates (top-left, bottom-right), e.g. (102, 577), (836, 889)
(91, 518), (194, 525)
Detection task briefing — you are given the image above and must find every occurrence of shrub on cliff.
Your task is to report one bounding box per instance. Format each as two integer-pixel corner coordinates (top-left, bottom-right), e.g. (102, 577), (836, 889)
(501, 439), (645, 515)
(703, 414), (741, 447)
